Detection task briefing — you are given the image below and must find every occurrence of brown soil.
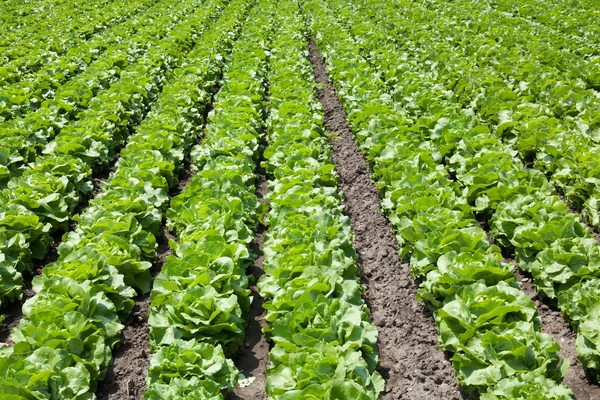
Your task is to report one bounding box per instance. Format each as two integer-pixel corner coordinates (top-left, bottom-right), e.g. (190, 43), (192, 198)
(174, 162), (195, 195)
(0, 293), (30, 345)
(96, 297), (151, 400)
(231, 227), (269, 400)
(308, 40), (464, 400)
(514, 267), (600, 399)
(231, 123), (270, 400)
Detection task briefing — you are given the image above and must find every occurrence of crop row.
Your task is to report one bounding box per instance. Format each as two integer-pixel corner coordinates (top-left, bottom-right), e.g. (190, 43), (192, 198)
(0, 0), (225, 317)
(255, 1), (383, 398)
(0, 0), (200, 185)
(348, 0), (600, 219)
(366, 0), (600, 142)
(302, 0), (574, 397)
(0, 0), (252, 397)
(145, 1), (272, 396)
(0, 0), (58, 30)
(0, 0), (161, 122)
(1, 0), (112, 37)
(1, 0), (143, 84)
(334, 0), (600, 382)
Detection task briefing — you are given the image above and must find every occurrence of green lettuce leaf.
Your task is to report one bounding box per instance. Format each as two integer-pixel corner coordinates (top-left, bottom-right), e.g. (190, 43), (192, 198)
(146, 339), (238, 392)
(480, 371), (573, 399)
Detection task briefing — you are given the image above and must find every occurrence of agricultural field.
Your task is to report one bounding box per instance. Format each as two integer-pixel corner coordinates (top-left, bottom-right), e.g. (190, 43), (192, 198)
(0, 0), (600, 398)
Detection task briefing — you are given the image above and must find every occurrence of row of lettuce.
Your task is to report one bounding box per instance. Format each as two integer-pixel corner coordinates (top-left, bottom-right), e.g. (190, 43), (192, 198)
(333, 0), (600, 384)
(0, 0), (160, 122)
(302, 0), (575, 398)
(0, 0), (254, 398)
(2, 0), (114, 38)
(257, 1), (383, 398)
(0, 0), (145, 87)
(0, 0), (224, 319)
(0, 0), (198, 185)
(321, 0), (600, 229)
(144, 0), (271, 396)
(426, 0), (600, 205)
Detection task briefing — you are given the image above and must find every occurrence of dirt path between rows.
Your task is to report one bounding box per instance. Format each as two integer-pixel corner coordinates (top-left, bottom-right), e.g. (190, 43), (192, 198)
(231, 136), (270, 400)
(308, 40), (464, 400)
(231, 227), (269, 400)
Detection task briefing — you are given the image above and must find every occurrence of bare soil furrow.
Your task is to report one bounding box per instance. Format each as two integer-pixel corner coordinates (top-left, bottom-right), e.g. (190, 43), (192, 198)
(0, 297), (30, 345)
(231, 226), (269, 400)
(231, 96), (270, 400)
(307, 39), (464, 400)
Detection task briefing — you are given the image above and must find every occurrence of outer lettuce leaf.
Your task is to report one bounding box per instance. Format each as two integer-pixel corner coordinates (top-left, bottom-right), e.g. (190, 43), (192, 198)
(490, 193), (588, 259)
(260, 267), (364, 323)
(480, 371), (573, 400)
(583, 195), (600, 231)
(411, 225), (492, 278)
(436, 282), (539, 352)
(151, 254), (250, 315)
(557, 278), (600, 326)
(33, 249), (136, 317)
(576, 303), (600, 379)
(10, 279), (124, 382)
(146, 339), (238, 392)
(66, 210), (157, 261)
(274, 380), (379, 400)
(21, 277), (123, 345)
(149, 286), (245, 355)
(395, 205), (475, 263)
(527, 238), (600, 299)
(452, 322), (567, 395)
(269, 296), (378, 371)
(58, 228), (154, 295)
(0, 205), (52, 269)
(0, 254), (23, 309)
(267, 342), (383, 398)
(0, 346), (93, 399)
(143, 377), (223, 400)
(418, 250), (515, 309)
(86, 185), (167, 237)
